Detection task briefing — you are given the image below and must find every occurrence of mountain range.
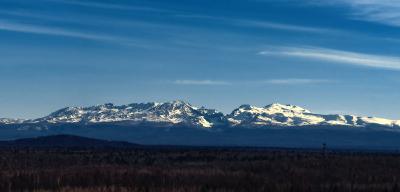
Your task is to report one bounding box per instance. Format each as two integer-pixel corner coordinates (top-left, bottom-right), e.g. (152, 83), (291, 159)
(1, 101), (400, 148)
(1, 100), (399, 128)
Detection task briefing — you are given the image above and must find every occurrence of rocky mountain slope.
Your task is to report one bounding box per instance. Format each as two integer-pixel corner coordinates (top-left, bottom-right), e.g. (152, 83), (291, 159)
(227, 103), (400, 128)
(2, 100), (399, 129)
(28, 101), (226, 128)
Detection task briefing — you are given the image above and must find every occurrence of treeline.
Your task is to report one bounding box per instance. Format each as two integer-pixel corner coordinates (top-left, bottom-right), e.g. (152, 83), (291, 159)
(0, 147), (399, 191)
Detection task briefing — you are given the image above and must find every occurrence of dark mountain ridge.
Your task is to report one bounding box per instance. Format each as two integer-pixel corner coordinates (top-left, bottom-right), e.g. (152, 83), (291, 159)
(0, 134), (138, 148)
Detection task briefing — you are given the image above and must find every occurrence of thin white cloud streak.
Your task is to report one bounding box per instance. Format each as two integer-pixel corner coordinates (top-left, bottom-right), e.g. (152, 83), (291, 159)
(313, 0), (400, 27)
(173, 80), (231, 85)
(0, 20), (154, 47)
(234, 20), (336, 34)
(173, 79), (331, 86)
(259, 47), (400, 70)
(8, 11), (176, 32)
(175, 14), (337, 34)
(0, 9), (180, 33)
(260, 78), (333, 85)
(49, 0), (169, 12)
(0, 20), (117, 41)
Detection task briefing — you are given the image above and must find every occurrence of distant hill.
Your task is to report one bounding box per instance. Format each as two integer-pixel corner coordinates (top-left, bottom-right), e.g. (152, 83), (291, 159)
(0, 135), (139, 148)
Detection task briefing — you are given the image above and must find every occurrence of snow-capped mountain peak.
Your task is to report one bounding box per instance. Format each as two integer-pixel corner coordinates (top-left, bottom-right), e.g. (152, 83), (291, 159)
(264, 103), (311, 113)
(1, 101), (399, 129)
(30, 101), (224, 128)
(228, 103), (400, 128)
(228, 103), (323, 127)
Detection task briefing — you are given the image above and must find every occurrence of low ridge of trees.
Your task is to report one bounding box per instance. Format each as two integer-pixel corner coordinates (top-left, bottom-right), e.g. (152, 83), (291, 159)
(0, 147), (399, 192)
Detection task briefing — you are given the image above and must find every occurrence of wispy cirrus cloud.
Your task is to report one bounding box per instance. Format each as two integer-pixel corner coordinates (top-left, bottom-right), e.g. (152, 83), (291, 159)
(175, 14), (337, 34)
(0, 20), (118, 41)
(259, 46), (400, 70)
(48, 0), (169, 12)
(233, 19), (336, 34)
(0, 20), (155, 47)
(0, 9), (176, 32)
(313, 0), (400, 27)
(173, 80), (231, 85)
(172, 79), (332, 86)
(260, 78), (333, 85)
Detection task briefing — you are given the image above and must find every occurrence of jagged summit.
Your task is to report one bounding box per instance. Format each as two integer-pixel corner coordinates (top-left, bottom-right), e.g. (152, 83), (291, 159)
(237, 104), (253, 109)
(228, 103), (321, 127)
(228, 103), (400, 128)
(2, 101), (399, 129)
(31, 101), (224, 128)
(264, 103), (311, 113)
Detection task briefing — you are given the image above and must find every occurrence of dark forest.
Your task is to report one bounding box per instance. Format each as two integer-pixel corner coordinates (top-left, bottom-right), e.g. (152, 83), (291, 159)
(1, 146), (400, 192)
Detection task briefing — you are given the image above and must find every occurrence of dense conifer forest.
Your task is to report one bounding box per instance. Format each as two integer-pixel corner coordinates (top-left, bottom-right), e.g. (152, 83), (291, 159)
(0, 146), (400, 192)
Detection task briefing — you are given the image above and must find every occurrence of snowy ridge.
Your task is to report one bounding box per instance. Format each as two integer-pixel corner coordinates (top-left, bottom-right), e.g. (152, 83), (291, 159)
(0, 118), (26, 124)
(30, 100), (225, 128)
(1, 101), (399, 129)
(227, 103), (400, 128)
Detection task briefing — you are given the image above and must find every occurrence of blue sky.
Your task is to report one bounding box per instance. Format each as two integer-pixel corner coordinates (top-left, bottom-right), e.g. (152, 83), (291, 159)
(1, 0), (400, 119)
